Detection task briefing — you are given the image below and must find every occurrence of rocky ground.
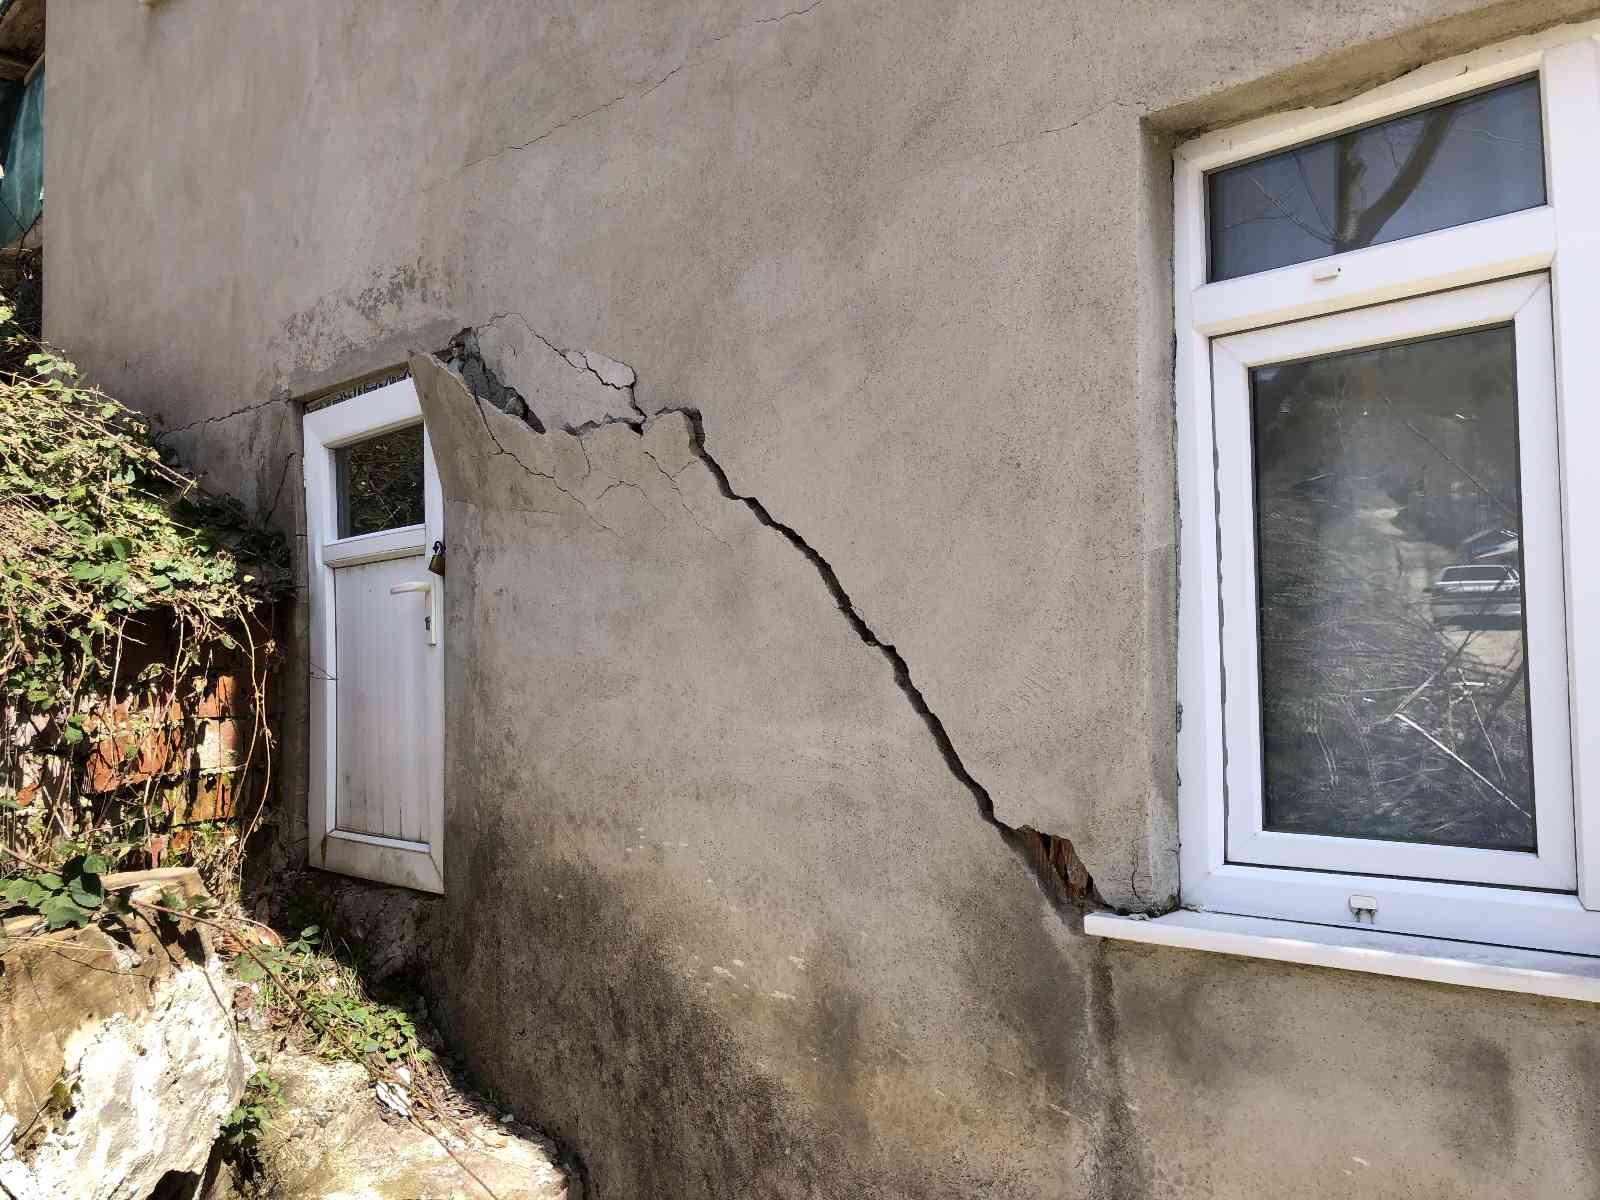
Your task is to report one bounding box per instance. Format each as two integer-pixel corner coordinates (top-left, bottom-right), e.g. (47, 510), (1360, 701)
(1, 868), (573, 1200)
(235, 1042), (570, 1200)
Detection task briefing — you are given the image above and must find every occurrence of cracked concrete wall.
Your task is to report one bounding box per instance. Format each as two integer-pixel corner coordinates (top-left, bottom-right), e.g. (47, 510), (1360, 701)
(39, 1), (1600, 1196)
(410, 352), (1136, 1197)
(48, 0), (1600, 905)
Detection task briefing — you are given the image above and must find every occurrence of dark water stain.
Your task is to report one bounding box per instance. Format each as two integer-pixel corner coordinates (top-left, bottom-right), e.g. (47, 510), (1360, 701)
(807, 964), (871, 1153)
(429, 791), (966, 1200)
(1087, 944), (1155, 1200)
(1108, 949), (1270, 1097)
(1431, 1034), (1518, 1170)
(938, 859), (1092, 1102)
(1570, 1034), (1600, 1186)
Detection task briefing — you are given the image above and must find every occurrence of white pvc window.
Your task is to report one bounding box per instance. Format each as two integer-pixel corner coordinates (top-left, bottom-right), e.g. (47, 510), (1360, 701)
(1215, 277), (1572, 891)
(1174, 25), (1600, 955)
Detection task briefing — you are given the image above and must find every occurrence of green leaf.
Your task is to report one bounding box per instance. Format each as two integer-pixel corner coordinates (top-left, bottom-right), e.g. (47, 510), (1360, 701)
(38, 893), (94, 930)
(66, 882), (101, 909)
(66, 872), (103, 909)
(234, 959), (266, 983)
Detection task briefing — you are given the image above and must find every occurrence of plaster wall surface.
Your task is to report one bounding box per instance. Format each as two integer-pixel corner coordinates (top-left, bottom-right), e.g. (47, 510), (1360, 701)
(40, 2), (1600, 1196)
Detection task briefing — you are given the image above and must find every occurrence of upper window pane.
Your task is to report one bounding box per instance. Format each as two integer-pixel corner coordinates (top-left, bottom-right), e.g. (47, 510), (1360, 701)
(335, 423), (425, 538)
(1208, 76), (1545, 281)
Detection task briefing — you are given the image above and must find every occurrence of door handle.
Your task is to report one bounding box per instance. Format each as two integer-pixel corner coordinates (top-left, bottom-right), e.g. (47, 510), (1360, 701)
(389, 581), (439, 645)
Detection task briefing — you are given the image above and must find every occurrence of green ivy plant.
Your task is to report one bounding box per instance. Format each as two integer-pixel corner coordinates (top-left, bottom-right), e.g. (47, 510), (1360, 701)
(0, 853), (115, 933)
(0, 290), (287, 881)
(0, 855), (224, 950)
(0, 333), (270, 704)
(219, 1068), (283, 1168)
(235, 926), (435, 1066)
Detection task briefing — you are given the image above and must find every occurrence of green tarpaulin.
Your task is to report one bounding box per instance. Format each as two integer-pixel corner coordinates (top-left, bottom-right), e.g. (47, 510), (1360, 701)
(0, 68), (42, 245)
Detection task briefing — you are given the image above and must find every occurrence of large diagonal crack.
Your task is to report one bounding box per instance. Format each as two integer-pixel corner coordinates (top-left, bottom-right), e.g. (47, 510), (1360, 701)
(440, 328), (1100, 909)
(657, 405), (1099, 908)
(664, 406), (995, 806)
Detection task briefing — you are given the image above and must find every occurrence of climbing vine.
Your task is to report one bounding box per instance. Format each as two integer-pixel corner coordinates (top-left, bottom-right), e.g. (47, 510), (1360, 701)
(0, 291), (287, 890)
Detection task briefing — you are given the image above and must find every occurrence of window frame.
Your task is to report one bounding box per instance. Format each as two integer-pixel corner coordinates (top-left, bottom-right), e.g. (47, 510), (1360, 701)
(1215, 276), (1574, 890)
(1174, 23), (1600, 956)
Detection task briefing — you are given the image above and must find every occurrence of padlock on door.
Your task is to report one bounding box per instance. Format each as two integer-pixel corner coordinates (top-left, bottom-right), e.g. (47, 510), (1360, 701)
(427, 540), (446, 577)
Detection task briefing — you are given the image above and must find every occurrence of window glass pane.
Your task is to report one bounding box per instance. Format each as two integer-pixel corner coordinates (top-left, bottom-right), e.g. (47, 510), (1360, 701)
(335, 423), (425, 538)
(1251, 325), (1535, 851)
(1209, 76), (1545, 281)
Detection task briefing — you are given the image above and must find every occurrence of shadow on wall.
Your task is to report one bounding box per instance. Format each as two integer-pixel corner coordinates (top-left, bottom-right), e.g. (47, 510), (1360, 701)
(429, 808), (1146, 1199)
(289, 827), (1141, 1200)
(439, 832), (927, 1200)
(417, 730), (1146, 1197)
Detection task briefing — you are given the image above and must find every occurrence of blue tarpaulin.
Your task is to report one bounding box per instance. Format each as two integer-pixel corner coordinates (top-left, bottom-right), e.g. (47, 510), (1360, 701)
(0, 68), (42, 245)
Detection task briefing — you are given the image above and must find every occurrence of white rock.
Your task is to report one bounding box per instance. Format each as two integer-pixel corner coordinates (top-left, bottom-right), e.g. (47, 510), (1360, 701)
(374, 1080), (412, 1118)
(8, 960), (250, 1200)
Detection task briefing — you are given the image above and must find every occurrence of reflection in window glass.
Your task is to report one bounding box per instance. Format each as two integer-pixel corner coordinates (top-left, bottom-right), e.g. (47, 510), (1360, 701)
(335, 423), (425, 538)
(1251, 325), (1535, 851)
(1209, 77), (1545, 281)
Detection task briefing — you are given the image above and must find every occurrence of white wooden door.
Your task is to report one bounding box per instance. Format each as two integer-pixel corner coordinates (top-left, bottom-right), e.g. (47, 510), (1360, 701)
(303, 378), (445, 893)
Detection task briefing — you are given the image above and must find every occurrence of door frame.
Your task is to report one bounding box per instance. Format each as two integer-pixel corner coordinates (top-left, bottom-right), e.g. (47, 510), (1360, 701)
(303, 376), (445, 893)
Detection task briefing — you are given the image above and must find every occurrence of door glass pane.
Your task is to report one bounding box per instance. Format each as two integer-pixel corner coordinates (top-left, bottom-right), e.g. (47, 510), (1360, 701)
(1251, 324), (1535, 851)
(335, 423), (425, 538)
(1209, 76), (1545, 281)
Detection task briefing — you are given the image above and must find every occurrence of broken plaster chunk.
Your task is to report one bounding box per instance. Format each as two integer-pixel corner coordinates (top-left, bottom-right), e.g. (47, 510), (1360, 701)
(477, 322), (637, 432)
(582, 350), (636, 389)
(638, 409), (697, 476)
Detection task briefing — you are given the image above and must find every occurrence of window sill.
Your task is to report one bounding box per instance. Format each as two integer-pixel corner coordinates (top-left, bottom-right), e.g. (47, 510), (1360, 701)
(1084, 909), (1600, 1004)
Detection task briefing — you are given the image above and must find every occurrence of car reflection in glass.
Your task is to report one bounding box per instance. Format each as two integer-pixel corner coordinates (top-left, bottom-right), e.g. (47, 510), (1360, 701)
(1426, 563), (1522, 628)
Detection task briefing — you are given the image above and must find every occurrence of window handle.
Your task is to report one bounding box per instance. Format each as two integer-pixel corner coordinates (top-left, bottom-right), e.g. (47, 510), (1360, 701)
(389, 580), (439, 645)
